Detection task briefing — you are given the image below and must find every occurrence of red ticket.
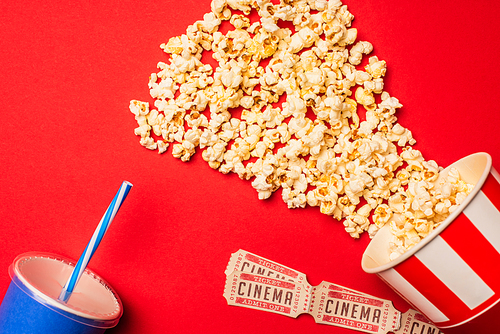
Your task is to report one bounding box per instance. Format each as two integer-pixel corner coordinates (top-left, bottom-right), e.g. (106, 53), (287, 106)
(225, 249), (311, 292)
(223, 271), (311, 318)
(394, 309), (443, 334)
(223, 250), (438, 334)
(309, 282), (401, 334)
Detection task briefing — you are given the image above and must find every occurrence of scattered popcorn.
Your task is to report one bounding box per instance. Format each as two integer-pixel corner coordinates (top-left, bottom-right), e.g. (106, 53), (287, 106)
(130, 0), (474, 250)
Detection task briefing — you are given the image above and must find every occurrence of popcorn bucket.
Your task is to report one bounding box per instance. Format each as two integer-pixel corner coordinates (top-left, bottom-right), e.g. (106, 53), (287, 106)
(0, 252), (122, 334)
(362, 152), (500, 333)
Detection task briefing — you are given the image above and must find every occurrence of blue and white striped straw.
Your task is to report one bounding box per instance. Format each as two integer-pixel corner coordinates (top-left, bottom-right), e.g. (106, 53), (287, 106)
(58, 181), (133, 302)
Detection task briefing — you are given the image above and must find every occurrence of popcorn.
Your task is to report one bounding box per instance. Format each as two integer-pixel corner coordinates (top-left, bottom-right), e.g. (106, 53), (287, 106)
(226, 0), (252, 15)
(157, 140), (169, 154)
(349, 41), (373, 65)
(372, 204), (393, 227)
(172, 141), (195, 162)
(134, 124), (151, 138)
(252, 173), (275, 200)
(365, 56), (387, 79)
(202, 140), (227, 169)
(230, 14), (250, 29)
(355, 86), (376, 110)
(282, 187), (307, 209)
(386, 123), (416, 146)
(130, 0), (474, 246)
(140, 136), (157, 150)
(211, 0), (231, 20)
(387, 166), (473, 259)
(288, 27), (319, 54)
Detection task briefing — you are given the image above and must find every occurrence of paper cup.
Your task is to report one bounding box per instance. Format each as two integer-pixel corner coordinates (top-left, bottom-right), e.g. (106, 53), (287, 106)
(0, 252), (122, 334)
(362, 152), (500, 333)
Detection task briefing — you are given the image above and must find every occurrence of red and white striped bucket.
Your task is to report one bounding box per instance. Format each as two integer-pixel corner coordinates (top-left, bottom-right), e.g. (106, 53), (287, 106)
(362, 152), (500, 333)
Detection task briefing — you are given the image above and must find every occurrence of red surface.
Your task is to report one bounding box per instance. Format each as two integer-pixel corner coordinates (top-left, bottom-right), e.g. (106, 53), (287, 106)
(1, 0), (499, 333)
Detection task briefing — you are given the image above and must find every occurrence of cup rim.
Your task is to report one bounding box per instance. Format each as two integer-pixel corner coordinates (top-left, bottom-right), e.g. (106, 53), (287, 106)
(361, 152), (493, 274)
(9, 251), (123, 328)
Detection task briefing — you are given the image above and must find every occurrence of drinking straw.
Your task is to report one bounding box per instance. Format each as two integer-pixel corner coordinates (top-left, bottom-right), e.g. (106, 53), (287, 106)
(58, 181), (133, 302)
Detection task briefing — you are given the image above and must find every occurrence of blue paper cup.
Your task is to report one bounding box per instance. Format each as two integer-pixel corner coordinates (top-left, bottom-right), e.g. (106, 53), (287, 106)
(0, 252), (123, 334)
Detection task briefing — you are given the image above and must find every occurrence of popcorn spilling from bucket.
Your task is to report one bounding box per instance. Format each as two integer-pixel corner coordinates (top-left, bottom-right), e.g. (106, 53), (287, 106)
(129, 0), (473, 258)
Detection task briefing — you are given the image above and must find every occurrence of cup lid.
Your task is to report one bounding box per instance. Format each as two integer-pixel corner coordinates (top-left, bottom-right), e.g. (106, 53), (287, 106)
(9, 252), (123, 329)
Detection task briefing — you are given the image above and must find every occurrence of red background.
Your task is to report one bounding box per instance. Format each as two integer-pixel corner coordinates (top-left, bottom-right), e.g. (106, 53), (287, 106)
(1, 0), (499, 333)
